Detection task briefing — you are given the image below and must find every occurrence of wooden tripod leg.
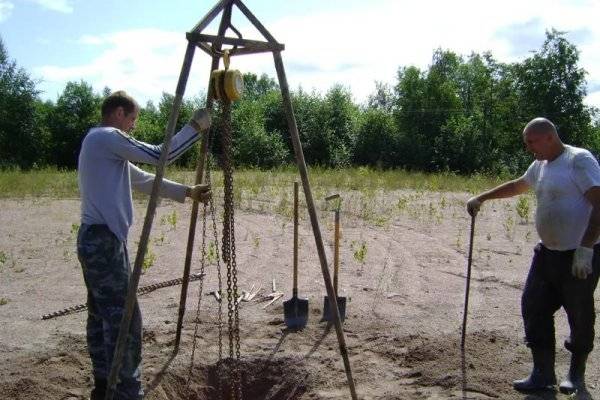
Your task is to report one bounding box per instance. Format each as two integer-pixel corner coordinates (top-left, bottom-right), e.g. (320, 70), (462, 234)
(273, 50), (358, 400)
(104, 41), (197, 400)
(174, 2), (233, 353)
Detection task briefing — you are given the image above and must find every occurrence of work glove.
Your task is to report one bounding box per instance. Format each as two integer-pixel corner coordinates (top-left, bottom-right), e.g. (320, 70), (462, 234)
(188, 184), (211, 203)
(572, 246), (594, 279)
(466, 196), (482, 217)
(189, 108), (211, 131)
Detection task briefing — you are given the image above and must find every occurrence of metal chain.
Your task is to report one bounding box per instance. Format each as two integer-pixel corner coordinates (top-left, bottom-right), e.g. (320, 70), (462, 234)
(221, 99), (242, 400)
(205, 149), (225, 399)
(187, 195), (210, 384)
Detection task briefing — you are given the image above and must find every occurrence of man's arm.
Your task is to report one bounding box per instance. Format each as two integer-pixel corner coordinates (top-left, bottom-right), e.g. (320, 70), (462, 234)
(580, 186), (600, 248)
(467, 177), (530, 216)
(129, 163), (211, 203)
(110, 109), (211, 166)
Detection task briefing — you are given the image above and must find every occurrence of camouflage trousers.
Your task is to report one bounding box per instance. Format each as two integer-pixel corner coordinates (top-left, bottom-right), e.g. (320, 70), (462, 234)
(77, 224), (143, 400)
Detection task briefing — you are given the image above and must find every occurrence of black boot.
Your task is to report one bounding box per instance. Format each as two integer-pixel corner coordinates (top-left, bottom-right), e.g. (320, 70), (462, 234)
(559, 353), (588, 394)
(89, 377), (107, 400)
(513, 348), (556, 391)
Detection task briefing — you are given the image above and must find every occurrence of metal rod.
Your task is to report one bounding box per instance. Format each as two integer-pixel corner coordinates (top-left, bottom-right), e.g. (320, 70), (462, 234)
(460, 214), (476, 349)
(174, 2), (233, 353)
(104, 40), (197, 400)
(293, 181), (299, 297)
(272, 50), (358, 400)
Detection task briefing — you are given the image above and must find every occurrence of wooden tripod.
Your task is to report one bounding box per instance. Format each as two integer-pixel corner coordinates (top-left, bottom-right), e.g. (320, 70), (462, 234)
(105, 2), (358, 399)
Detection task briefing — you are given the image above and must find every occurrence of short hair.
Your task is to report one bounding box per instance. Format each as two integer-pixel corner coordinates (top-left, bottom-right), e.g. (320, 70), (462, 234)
(101, 90), (139, 117)
(523, 117), (557, 136)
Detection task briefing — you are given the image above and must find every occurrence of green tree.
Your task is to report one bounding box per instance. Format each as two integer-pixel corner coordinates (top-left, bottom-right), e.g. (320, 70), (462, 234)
(0, 38), (43, 169)
(47, 81), (101, 168)
(242, 72), (278, 100)
(320, 85), (359, 167)
(514, 30), (593, 148)
(353, 108), (397, 168)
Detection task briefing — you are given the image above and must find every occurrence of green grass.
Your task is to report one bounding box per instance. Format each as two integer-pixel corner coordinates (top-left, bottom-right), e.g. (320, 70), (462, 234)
(0, 167), (78, 198)
(0, 166), (511, 199)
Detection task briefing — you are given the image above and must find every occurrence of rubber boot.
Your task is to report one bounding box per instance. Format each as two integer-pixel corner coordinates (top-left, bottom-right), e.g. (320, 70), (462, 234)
(559, 353), (588, 394)
(89, 377), (106, 400)
(513, 348), (557, 391)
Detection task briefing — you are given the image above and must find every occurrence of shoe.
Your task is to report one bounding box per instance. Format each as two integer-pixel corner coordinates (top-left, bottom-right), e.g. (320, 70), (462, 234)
(513, 347), (556, 391)
(89, 378), (106, 400)
(559, 353), (588, 394)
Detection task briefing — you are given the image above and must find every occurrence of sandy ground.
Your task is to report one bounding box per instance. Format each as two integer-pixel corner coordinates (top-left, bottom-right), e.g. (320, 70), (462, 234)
(0, 189), (599, 400)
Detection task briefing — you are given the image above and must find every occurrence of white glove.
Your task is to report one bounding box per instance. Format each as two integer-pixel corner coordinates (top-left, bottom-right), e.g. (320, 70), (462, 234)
(189, 108), (211, 131)
(466, 196), (482, 217)
(572, 246), (594, 279)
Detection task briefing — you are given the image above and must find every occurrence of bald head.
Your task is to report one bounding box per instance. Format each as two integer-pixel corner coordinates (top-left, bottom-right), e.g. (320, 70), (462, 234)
(522, 117), (564, 161)
(523, 117), (558, 138)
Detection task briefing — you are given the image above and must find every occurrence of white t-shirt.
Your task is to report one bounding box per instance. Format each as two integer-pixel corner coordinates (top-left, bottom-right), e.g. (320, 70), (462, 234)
(522, 144), (600, 250)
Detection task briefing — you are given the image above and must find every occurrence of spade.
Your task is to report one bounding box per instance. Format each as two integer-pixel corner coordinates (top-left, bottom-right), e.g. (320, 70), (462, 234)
(283, 181), (309, 329)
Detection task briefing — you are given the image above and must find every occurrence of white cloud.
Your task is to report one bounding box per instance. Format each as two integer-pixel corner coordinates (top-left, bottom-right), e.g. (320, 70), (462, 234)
(0, 0), (14, 23)
(78, 35), (105, 45)
(36, 29), (214, 103)
(29, 0), (73, 13)
(228, 0), (600, 106)
(33, 0), (600, 108)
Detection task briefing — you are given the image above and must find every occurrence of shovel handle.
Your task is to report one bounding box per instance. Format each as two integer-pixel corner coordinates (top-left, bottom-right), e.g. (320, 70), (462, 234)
(293, 181), (299, 296)
(461, 214), (476, 349)
(334, 209), (340, 295)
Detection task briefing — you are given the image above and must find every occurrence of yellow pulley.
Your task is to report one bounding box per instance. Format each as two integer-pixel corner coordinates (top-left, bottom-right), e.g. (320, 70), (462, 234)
(210, 50), (244, 102)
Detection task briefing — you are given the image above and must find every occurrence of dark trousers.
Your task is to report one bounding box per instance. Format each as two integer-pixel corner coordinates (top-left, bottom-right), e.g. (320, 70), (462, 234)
(77, 224), (143, 400)
(522, 243), (600, 355)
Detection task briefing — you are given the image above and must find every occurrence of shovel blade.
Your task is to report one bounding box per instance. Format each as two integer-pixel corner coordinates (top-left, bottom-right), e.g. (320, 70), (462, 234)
(283, 296), (309, 329)
(322, 296), (347, 323)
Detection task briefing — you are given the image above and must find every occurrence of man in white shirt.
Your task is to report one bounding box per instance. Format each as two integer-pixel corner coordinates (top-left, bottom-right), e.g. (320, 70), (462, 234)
(467, 117), (600, 395)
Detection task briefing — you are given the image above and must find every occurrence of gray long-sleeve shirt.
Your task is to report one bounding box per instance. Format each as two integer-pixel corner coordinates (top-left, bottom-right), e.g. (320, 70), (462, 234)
(78, 124), (200, 241)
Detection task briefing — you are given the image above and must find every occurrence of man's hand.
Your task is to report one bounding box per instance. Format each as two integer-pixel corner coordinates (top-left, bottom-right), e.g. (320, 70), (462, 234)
(572, 246), (594, 279)
(466, 196), (482, 217)
(187, 184), (211, 203)
(189, 108), (211, 131)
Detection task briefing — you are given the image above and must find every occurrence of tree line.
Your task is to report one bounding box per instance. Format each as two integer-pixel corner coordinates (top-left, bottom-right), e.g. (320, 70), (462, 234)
(1, 30), (599, 174)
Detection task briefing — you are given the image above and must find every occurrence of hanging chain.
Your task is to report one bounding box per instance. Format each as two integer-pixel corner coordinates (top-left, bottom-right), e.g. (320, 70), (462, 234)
(187, 191), (210, 384)
(221, 99), (242, 400)
(206, 150), (225, 399)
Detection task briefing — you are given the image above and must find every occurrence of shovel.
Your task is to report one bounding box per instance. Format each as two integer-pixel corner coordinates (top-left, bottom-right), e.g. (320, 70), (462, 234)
(323, 194), (347, 323)
(460, 214), (476, 349)
(284, 181), (309, 329)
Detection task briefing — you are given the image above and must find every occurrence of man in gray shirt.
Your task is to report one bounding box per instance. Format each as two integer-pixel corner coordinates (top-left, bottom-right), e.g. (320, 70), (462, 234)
(77, 90), (211, 400)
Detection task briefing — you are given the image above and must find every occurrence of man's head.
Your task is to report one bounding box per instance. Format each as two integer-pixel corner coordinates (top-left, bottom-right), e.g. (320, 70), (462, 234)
(522, 117), (563, 161)
(101, 90), (139, 133)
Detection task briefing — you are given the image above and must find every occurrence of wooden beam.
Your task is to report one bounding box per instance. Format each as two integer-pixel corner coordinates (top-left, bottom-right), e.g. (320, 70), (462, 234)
(233, 0), (279, 45)
(229, 46), (283, 57)
(191, 0), (232, 34)
(174, 2), (234, 352)
(105, 41), (198, 400)
(187, 32), (284, 51)
(273, 50), (359, 400)
(197, 42), (215, 57)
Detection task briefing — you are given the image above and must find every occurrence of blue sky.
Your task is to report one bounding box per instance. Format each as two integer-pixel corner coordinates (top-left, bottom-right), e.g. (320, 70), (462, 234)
(1, 0), (600, 109)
